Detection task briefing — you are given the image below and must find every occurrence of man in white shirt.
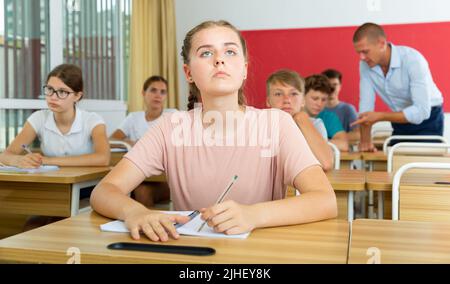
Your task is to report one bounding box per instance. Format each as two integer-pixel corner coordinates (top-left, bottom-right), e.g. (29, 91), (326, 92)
(351, 23), (444, 151)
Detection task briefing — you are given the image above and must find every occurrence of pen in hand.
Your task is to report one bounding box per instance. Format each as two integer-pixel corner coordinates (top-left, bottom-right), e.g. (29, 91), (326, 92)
(21, 144), (33, 155)
(197, 175), (239, 232)
(21, 144), (42, 167)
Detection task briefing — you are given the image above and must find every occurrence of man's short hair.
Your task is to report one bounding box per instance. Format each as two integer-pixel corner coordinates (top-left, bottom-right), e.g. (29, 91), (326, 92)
(266, 69), (305, 96)
(353, 22), (386, 43)
(322, 69), (342, 83)
(305, 74), (334, 96)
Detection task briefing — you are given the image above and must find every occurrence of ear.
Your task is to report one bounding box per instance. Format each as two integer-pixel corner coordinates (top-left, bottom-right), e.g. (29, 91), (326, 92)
(378, 37), (387, 50)
(183, 64), (193, 83)
(243, 62), (248, 80)
(266, 96), (271, 108)
(74, 92), (83, 102)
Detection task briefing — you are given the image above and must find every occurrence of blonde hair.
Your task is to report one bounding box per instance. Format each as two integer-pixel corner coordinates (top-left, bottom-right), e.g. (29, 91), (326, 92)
(181, 20), (248, 110)
(266, 69), (305, 96)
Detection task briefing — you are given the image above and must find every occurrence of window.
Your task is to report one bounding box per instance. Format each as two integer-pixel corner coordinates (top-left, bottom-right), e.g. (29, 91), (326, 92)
(0, 0), (50, 149)
(0, 0), (131, 150)
(63, 0), (131, 100)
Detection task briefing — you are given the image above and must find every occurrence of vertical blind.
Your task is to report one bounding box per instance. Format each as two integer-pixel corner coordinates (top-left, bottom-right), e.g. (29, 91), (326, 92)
(0, 0), (131, 150)
(1, 0), (50, 149)
(64, 0), (131, 101)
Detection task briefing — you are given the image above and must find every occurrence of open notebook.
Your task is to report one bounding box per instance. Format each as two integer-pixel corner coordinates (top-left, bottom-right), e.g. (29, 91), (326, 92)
(100, 211), (250, 239)
(0, 165), (59, 174)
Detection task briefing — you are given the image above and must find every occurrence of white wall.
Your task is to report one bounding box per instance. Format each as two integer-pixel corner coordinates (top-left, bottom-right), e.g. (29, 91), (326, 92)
(175, 0), (450, 139)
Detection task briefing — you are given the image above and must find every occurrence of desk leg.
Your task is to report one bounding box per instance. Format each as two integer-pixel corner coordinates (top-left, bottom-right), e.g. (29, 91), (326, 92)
(71, 179), (101, 216)
(348, 191), (354, 221)
(367, 160), (376, 219)
(378, 192), (384, 219)
(368, 190), (375, 218)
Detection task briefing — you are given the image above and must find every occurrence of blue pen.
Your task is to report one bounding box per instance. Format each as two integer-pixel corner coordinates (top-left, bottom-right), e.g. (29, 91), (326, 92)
(174, 210), (200, 228)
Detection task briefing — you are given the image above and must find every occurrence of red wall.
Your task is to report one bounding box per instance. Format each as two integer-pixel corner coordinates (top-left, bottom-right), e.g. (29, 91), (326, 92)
(241, 22), (450, 112)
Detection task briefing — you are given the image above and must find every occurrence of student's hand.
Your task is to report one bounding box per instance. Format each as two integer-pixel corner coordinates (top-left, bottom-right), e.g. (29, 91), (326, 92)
(200, 200), (258, 235)
(124, 207), (190, 242)
(16, 153), (43, 168)
(351, 111), (382, 127)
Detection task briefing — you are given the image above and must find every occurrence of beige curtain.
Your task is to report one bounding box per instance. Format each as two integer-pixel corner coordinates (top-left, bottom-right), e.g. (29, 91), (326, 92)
(128, 0), (179, 112)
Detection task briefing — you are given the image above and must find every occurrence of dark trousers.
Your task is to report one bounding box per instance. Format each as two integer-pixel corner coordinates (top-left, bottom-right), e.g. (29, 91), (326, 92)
(389, 105), (444, 146)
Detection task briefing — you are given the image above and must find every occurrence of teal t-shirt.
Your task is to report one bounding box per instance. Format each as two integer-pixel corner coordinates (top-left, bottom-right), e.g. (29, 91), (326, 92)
(317, 110), (345, 139)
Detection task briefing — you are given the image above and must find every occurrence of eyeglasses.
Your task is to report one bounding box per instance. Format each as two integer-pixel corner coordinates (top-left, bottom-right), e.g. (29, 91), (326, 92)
(43, 85), (76, 99)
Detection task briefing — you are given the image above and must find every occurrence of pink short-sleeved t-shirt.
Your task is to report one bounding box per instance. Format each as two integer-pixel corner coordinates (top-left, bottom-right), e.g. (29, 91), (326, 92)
(125, 106), (319, 211)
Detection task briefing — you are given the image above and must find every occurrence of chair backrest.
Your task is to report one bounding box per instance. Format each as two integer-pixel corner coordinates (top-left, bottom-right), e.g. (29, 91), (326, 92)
(371, 121), (393, 138)
(383, 135), (448, 155)
(109, 140), (132, 151)
(392, 162), (450, 221)
(392, 155), (450, 174)
(327, 142), (340, 170)
(387, 142), (450, 173)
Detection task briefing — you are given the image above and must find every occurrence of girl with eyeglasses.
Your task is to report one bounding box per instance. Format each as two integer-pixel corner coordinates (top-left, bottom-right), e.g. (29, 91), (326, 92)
(0, 64), (110, 168)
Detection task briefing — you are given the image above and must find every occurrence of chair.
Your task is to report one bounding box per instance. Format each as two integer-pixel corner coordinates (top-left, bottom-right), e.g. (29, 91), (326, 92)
(392, 162), (450, 221)
(383, 135), (448, 155)
(109, 140), (132, 151)
(327, 142), (360, 221)
(387, 142), (450, 173)
(376, 142), (450, 219)
(327, 142), (340, 170)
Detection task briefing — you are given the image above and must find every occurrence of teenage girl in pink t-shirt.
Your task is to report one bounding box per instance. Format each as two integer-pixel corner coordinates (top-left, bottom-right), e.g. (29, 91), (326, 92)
(91, 20), (337, 242)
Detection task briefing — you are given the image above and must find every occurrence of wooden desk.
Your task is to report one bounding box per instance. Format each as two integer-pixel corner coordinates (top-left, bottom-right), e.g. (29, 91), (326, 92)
(0, 167), (110, 217)
(348, 219), (450, 264)
(110, 151), (126, 166)
(326, 169), (366, 221)
(361, 151), (387, 171)
(366, 171), (450, 192)
(110, 152), (166, 183)
(340, 152), (361, 161)
(339, 152), (362, 169)
(0, 211), (350, 264)
(366, 171), (450, 220)
(360, 152), (388, 218)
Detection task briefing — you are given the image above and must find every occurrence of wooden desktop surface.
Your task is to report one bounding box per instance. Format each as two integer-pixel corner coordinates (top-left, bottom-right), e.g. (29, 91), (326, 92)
(0, 211), (350, 264)
(349, 219), (450, 264)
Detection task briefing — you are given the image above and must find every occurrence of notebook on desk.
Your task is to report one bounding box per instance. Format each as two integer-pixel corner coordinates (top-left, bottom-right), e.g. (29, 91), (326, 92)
(100, 211), (250, 239)
(0, 165), (59, 174)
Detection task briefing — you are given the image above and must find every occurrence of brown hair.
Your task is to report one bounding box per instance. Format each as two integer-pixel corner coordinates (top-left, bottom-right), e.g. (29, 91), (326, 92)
(181, 20), (248, 110)
(353, 22), (386, 43)
(266, 69), (304, 96)
(305, 74), (334, 96)
(142, 75), (168, 92)
(46, 64), (84, 99)
(321, 69), (342, 83)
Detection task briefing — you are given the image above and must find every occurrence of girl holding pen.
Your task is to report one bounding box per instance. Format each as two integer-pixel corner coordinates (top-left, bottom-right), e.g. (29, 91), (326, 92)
(0, 64), (110, 168)
(91, 20), (337, 242)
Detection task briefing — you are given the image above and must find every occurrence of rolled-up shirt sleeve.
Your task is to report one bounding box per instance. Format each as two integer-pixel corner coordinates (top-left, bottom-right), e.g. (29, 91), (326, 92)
(358, 62), (376, 114)
(402, 55), (432, 125)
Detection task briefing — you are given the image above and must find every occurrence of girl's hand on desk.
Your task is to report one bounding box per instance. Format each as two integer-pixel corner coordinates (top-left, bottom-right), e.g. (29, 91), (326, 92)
(124, 207), (190, 242)
(16, 153), (43, 168)
(201, 200), (258, 235)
